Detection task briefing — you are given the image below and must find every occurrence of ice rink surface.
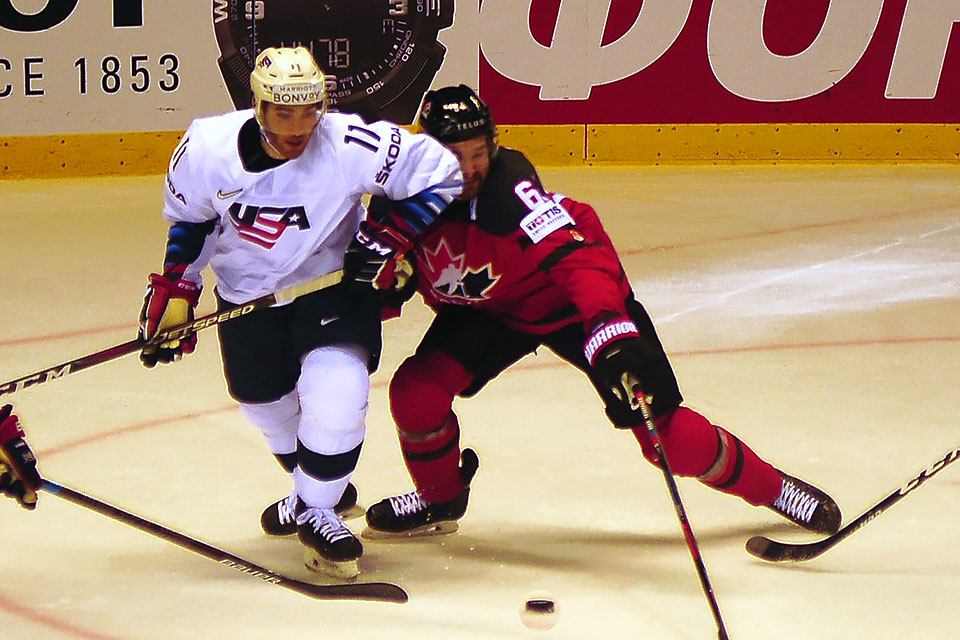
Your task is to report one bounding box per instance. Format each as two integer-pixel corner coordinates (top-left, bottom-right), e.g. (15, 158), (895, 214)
(1, 164), (958, 639)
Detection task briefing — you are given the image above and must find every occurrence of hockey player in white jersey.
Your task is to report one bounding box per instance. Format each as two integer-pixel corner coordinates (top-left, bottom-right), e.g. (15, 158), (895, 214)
(138, 47), (461, 578)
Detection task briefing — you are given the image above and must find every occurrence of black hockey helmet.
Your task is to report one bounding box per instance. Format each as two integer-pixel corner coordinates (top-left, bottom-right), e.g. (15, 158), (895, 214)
(418, 85), (498, 154)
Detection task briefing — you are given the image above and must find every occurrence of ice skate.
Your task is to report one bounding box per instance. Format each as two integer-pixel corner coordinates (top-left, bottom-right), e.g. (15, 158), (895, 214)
(297, 507), (363, 579)
(363, 448), (478, 540)
(767, 472), (841, 534)
(261, 482), (359, 536)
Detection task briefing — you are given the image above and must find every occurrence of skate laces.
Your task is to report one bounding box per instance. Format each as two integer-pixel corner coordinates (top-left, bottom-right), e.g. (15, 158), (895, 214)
(388, 491), (428, 517)
(772, 479), (818, 523)
(297, 507), (354, 543)
(276, 491), (299, 526)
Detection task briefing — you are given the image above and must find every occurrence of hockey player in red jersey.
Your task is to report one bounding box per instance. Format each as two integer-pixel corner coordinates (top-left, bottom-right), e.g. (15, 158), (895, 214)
(344, 85), (842, 539)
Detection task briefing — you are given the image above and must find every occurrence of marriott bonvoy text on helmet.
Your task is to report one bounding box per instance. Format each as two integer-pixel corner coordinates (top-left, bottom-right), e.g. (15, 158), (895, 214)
(266, 86), (326, 105)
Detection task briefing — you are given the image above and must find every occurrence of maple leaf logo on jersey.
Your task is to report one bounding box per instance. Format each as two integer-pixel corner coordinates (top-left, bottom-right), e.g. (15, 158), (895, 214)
(423, 238), (500, 302)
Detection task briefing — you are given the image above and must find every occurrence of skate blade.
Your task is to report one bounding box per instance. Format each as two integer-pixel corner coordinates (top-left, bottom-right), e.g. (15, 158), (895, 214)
(303, 549), (360, 580)
(361, 521), (459, 541)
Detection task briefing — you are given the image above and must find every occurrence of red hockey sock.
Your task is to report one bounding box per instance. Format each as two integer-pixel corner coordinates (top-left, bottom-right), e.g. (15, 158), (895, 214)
(632, 406), (782, 506)
(389, 350), (473, 503)
(398, 413), (465, 503)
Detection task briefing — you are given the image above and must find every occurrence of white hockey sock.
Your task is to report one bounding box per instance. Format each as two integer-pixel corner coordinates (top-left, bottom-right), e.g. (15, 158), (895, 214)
(239, 388), (300, 456)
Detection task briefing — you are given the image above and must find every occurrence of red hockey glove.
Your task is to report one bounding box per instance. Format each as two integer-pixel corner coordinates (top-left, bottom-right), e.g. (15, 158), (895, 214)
(584, 315), (660, 406)
(379, 254), (418, 320)
(0, 404), (41, 510)
(379, 252), (415, 293)
(139, 273), (202, 368)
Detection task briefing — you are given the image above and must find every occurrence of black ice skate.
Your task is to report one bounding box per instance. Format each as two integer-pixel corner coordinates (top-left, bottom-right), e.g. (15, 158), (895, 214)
(297, 506), (363, 579)
(363, 448), (479, 539)
(260, 482), (359, 536)
(767, 472), (841, 534)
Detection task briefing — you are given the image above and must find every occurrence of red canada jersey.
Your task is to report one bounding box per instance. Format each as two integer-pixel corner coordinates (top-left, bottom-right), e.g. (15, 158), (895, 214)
(372, 148), (633, 334)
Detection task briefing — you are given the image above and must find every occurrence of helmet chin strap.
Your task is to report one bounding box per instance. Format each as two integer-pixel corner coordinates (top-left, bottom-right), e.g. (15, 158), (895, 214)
(259, 128), (286, 159)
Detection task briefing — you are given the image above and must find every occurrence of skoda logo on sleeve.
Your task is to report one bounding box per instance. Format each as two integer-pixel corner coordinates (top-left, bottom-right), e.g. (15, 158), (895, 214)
(212, 0), (454, 124)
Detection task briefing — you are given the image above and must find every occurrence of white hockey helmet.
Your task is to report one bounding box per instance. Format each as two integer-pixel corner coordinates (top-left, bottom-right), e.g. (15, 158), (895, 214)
(250, 46), (327, 128)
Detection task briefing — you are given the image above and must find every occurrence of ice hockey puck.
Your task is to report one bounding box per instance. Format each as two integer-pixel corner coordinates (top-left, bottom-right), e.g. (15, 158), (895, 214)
(520, 590), (559, 630)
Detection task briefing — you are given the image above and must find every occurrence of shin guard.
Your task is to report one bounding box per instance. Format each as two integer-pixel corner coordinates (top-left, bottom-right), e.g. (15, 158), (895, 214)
(398, 413), (465, 503)
(389, 350), (473, 503)
(632, 406), (781, 506)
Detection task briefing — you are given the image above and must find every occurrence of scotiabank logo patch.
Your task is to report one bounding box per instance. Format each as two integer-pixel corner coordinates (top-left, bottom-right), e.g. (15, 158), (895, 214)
(227, 203), (310, 249)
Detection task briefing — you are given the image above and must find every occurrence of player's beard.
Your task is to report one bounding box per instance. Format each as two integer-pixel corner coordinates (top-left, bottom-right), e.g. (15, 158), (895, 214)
(459, 169), (488, 200)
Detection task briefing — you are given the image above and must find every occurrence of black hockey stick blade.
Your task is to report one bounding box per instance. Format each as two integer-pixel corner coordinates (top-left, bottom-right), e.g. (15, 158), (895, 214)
(0, 270), (342, 398)
(744, 533), (829, 562)
(40, 479), (408, 603)
(746, 444), (960, 563)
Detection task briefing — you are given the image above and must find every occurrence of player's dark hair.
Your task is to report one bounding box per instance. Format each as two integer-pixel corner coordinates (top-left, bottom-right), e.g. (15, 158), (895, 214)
(418, 85), (498, 155)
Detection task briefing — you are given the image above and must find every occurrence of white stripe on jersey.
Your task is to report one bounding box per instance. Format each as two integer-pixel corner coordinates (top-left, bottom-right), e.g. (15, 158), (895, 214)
(162, 110), (462, 304)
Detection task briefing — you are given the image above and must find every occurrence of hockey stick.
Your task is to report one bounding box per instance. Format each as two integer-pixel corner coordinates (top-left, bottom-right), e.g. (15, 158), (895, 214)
(40, 478), (408, 603)
(0, 270), (343, 398)
(746, 444), (960, 563)
(623, 375), (730, 640)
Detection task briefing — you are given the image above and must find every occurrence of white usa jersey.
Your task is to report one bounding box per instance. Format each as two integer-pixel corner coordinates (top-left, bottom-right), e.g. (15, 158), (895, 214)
(162, 109), (462, 304)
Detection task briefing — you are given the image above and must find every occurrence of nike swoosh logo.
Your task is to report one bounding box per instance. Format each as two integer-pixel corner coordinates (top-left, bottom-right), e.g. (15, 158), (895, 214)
(319, 316), (340, 327)
(216, 188), (243, 199)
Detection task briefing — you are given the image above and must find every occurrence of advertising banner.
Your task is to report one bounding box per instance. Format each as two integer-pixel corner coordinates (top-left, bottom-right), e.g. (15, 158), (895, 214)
(478, 0), (960, 124)
(1, 1), (957, 174)
(0, 1), (228, 136)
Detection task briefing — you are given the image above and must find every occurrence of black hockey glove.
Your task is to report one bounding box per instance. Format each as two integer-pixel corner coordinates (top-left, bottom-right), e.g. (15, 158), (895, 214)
(584, 315), (661, 410)
(0, 404), (41, 510)
(343, 221), (404, 296)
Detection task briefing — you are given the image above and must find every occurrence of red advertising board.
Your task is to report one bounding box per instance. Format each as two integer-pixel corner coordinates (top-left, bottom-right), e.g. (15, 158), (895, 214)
(479, 0), (960, 124)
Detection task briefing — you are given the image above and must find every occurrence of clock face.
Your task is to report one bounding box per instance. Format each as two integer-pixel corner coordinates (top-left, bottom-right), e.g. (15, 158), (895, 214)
(215, 0), (452, 117)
